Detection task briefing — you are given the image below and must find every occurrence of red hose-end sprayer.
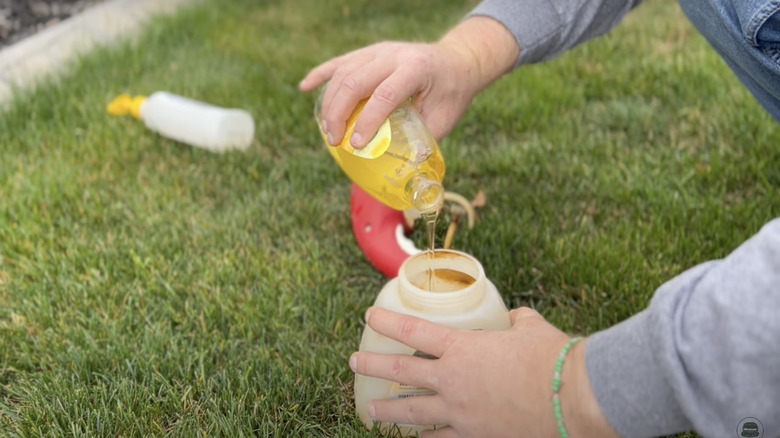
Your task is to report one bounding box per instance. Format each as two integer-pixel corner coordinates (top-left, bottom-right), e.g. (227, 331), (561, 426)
(349, 183), (419, 277)
(350, 182), (482, 277)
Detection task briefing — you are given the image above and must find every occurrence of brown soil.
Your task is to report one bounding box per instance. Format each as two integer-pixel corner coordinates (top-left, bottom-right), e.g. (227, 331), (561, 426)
(0, 0), (103, 49)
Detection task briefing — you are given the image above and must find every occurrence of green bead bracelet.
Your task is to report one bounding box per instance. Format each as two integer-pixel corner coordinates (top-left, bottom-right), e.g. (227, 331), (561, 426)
(553, 337), (583, 438)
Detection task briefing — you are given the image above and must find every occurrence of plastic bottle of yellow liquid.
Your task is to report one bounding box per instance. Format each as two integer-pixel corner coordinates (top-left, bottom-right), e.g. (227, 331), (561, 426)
(315, 96), (446, 213)
(354, 249), (511, 436)
(107, 91), (255, 152)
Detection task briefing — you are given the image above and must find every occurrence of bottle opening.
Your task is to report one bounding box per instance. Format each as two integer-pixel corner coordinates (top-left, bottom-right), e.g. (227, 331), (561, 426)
(398, 249), (486, 312)
(409, 176), (444, 214)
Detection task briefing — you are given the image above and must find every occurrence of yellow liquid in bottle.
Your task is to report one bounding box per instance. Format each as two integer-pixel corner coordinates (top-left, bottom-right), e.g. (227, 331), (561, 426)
(320, 99), (446, 213)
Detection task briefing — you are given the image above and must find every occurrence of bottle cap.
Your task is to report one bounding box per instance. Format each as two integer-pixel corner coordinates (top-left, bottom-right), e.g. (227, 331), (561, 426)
(106, 94), (147, 120)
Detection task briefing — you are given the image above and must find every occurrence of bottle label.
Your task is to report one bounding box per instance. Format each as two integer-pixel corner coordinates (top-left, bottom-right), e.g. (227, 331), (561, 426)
(387, 382), (437, 400)
(338, 99), (392, 159)
(342, 119), (391, 159)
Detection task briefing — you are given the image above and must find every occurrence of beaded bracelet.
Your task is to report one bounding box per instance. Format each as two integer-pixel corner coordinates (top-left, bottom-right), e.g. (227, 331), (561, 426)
(553, 337), (583, 438)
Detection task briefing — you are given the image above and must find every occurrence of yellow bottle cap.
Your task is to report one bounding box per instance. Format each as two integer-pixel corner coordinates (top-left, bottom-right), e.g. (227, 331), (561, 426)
(106, 94), (147, 120)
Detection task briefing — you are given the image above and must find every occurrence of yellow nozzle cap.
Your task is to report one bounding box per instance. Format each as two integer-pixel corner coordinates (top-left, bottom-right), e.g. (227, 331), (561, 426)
(107, 94), (147, 119)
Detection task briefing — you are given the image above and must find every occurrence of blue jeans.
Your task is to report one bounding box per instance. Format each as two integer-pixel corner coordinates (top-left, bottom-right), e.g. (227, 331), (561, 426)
(678, 0), (780, 122)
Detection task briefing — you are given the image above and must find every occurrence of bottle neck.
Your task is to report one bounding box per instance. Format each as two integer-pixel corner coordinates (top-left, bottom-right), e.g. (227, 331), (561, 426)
(405, 173), (444, 214)
(398, 250), (487, 314)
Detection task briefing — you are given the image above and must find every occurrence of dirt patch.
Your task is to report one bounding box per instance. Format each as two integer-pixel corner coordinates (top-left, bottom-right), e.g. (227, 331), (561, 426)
(0, 0), (104, 49)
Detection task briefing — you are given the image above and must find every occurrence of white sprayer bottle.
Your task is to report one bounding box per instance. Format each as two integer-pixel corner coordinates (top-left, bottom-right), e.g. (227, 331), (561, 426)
(355, 249), (511, 436)
(107, 91), (255, 152)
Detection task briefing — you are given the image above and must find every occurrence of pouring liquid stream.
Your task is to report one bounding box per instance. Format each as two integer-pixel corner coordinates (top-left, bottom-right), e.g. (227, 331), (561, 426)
(422, 210), (439, 291)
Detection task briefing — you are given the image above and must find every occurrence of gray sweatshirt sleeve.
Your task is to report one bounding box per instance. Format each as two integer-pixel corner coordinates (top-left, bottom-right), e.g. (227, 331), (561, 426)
(586, 218), (780, 437)
(468, 0), (644, 66)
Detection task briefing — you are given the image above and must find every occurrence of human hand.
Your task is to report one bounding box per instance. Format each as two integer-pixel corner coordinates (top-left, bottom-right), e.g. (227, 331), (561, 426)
(299, 16), (520, 149)
(299, 40), (479, 148)
(349, 307), (618, 438)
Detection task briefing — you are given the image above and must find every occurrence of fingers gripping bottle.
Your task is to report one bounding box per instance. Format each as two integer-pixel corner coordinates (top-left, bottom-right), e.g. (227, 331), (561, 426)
(315, 95), (446, 214)
(355, 249), (512, 436)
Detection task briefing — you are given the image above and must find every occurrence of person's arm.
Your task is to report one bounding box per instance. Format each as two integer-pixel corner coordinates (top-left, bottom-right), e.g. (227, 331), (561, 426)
(587, 218), (780, 437)
(562, 338), (623, 437)
(435, 16), (520, 97)
(300, 0), (645, 148)
(469, 0), (645, 66)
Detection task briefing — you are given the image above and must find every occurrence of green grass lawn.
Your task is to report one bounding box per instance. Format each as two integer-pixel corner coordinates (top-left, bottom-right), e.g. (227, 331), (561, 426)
(1, 0), (778, 436)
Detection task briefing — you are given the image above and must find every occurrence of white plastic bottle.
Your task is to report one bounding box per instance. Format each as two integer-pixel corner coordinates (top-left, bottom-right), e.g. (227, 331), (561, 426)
(355, 249), (511, 436)
(107, 91), (255, 152)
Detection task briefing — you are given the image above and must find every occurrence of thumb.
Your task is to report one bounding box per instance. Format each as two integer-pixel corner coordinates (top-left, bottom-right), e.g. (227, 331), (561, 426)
(509, 307), (544, 326)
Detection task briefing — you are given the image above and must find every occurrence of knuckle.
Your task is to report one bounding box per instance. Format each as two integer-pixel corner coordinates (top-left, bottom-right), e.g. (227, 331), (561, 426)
(396, 318), (419, 344)
(372, 84), (399, 106)
(440, 330), (457, 349)
(513, 306), (540, 318)
(375, 41), (393, 51)
(341, 75), (360, 93)
(408, 51), (434, 71)
(404, 397), (422, 425)
(390, 356), (406, 381)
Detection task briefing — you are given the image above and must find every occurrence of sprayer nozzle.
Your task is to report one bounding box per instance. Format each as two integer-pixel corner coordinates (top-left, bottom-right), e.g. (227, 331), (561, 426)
(107, 94), (147, 120)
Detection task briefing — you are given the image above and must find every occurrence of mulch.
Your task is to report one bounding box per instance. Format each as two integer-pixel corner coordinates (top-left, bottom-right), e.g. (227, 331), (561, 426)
(0, 0), (103, 49)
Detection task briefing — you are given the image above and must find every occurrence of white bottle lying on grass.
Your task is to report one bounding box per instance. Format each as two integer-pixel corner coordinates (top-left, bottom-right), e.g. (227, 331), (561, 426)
(107, 91), (255, 152)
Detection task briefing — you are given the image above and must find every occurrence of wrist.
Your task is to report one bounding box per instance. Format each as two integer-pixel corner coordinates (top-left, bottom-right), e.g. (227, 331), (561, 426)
(436, 16), (519, 93)
(560, 338), (621, 438)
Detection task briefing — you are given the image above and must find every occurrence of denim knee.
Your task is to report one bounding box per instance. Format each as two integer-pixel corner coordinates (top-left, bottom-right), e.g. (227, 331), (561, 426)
(678, 0), (780, 120)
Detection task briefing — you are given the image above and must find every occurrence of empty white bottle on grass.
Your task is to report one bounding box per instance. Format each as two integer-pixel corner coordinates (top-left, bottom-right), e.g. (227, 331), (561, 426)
(355, 249), (511, 436)
(107, 91), (255, 152)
